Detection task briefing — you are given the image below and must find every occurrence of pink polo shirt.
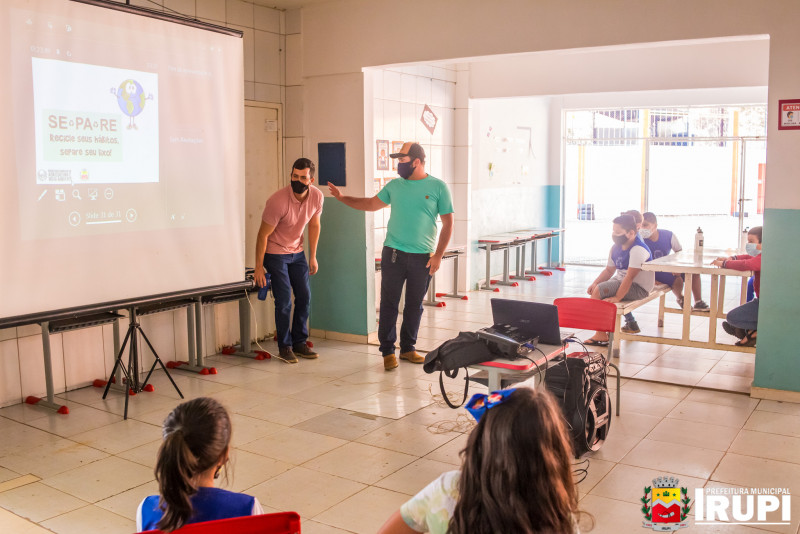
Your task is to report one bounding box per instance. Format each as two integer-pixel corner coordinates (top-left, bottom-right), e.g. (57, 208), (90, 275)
(262, 185), (323, 255)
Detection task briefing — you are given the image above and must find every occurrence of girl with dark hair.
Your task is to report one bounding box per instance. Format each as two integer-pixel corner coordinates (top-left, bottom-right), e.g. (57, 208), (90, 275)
(136, 397), (263, 532)
(378, 387), (589, 534)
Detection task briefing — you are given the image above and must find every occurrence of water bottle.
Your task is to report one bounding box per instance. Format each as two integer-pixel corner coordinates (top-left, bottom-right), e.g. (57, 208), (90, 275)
(694, 227), (704, 253)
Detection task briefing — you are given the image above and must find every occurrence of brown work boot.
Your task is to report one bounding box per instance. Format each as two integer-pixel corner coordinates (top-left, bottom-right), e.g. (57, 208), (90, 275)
(276, 346), (298, 364)
(399, 350), (425, 364)
(383, 354), (399, 371)
(293, 342), (318, 359)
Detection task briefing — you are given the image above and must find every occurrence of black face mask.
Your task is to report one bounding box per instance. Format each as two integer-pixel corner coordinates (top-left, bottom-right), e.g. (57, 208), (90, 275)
(291, 180), (309, 194)
(612, 233), (628, 246)
(397, 161), (415, 179)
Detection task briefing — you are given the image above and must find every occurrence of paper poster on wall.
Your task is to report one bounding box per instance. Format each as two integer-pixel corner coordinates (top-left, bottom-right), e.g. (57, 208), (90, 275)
(391, 141), (403, 170)
(778, 99), (800, 130)
(376, 139), (390, 170)
(420, 104), (438, 135)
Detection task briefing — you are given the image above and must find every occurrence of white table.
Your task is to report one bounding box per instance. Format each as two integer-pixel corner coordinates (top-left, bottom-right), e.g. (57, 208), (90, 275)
(638, 249), (754, 353)
(470, 342), (566, 391)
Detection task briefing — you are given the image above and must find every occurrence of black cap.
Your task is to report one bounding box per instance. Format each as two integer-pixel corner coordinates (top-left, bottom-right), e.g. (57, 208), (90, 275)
(389, 142), (425, 163)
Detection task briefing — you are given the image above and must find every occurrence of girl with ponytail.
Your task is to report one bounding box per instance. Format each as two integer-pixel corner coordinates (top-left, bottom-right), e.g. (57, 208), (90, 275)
(136, 397), (263, 532)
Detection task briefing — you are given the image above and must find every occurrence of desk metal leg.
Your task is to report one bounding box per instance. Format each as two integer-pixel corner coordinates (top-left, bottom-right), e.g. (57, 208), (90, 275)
(438, 254), (467, 300)
(493, 247), (519, 287)
(221, 297), (271, 360)
(424, 271), (444, 307)
(24, 322), (69, 414)
(487, 369), (500, 392)
(187, 305), (197, 366)
(194, 300), (205, 366)
(480, 245), (499, 291)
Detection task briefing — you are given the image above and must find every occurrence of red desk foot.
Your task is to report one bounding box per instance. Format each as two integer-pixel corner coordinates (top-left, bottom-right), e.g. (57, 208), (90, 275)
(166, 361), (185, 369)
(461, 295), (469, 300)
(200, 368), (210, 375)
(93, 377), (116, 388)
(25, 396), (70, 414)
(490, 280), (498, 285)
(255, 350), (271, 360)
(493, 288), (500, 292)
(539, 271), (553, 276)
(509, 275), (515, 279)
(306, 341), (314, 348)
(143, 384), (155, 392)
(435, 302), (446, 307)
(221, 346), (236, 355)
(129, 389), (137, 396)
(527, 276), (536, 281)
(555, 267), (566, 271)
(511, 282), (519, 287)
(435, 292), (447, 297)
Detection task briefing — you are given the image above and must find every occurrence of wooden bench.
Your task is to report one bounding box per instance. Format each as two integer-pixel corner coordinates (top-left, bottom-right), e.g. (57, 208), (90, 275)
(611, 283), (672, 357)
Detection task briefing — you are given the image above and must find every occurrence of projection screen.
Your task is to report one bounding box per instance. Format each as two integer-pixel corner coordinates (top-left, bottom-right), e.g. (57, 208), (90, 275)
(0, 0), (245, 320)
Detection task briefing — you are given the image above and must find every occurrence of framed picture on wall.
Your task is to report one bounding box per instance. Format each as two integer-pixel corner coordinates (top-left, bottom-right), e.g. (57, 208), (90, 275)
(391, 141), (404, 170)
(778, 99), (800, 130)
(376, 139), (390, 170)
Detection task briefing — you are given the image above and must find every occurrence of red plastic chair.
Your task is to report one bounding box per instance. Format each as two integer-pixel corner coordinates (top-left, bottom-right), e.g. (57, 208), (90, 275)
(553, 297), (620, 415)
(140, 512), (301, 534)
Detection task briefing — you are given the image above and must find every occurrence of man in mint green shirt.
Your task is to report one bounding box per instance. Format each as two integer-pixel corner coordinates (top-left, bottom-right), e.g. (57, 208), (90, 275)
(329, 142), (454, 371)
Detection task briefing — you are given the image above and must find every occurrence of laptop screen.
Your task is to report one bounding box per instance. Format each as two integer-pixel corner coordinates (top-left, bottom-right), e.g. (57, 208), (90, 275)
(490, 299), (563, 345)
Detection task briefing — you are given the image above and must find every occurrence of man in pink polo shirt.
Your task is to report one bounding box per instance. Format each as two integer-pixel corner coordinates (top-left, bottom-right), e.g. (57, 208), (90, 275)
(254, 158), (323, 364)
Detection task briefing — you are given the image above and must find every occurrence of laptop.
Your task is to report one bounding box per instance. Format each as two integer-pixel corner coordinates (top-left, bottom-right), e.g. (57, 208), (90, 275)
(487, 299), (566, 346)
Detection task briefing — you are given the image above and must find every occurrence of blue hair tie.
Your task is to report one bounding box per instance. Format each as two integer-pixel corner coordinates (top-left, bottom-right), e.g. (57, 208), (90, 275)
(465, 388), (516, 422)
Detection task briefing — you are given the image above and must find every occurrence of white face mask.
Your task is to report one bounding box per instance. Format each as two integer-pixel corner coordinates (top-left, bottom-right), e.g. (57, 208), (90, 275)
(745, 242), (761, 256)
(639, 228), (653, 239)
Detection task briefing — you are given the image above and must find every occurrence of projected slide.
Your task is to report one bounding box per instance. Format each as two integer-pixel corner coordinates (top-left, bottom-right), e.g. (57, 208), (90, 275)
(32, 58), (159, 185)
(5, 1), (238, 242)
(1, 0), (245, 320)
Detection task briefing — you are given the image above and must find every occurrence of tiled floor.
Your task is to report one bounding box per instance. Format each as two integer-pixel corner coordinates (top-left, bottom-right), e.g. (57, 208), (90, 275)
(0, 266), (797, 533)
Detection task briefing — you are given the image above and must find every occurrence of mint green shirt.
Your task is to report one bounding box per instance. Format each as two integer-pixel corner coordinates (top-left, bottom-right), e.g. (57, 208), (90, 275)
(376, 175), (454, 254)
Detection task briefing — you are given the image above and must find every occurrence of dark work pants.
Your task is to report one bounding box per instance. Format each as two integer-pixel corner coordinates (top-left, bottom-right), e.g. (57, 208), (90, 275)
(263, 252), (311, 349)
(378, 246), (432, 356)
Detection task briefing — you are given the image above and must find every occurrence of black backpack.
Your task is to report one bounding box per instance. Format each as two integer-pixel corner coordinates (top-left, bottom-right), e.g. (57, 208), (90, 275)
(423, 332), (497, 408)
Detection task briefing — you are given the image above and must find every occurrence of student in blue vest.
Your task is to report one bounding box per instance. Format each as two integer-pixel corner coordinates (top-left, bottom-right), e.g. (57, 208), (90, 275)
(640, 212), (708, 310)
(585, 214), (655, 346)
(137, 398), (263, 532)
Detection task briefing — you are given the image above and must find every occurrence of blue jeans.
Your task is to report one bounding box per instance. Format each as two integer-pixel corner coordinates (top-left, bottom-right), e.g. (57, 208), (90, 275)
(727, 298), (759, 331)
(378, 246), (432, 356)
(263, 252), (311, 348)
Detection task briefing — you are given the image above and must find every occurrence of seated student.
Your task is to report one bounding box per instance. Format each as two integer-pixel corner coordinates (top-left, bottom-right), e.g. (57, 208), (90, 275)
(640, 212), (709, 310)
(584, 214), (655, 346)
(137, 397), (263, 532)
(619, 209), (645, 333)
(715, 226), (762, 347)
(377, 387), (588, 534)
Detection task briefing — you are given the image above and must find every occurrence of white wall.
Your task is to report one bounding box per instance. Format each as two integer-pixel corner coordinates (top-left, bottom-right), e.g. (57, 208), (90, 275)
(300, 0), (800, 210)
(469, 97), (553, 287)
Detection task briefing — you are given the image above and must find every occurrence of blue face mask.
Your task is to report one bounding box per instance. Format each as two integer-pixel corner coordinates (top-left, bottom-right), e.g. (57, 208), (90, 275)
(745, 242), (761, 256)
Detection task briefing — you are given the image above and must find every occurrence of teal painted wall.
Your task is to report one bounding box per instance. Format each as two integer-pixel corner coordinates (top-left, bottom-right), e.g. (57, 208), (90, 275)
(753, 208), (800, 393)
(309, 202), (372, 335)
(543, 184), (562, 264)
